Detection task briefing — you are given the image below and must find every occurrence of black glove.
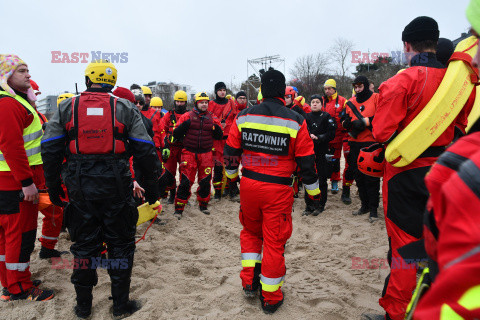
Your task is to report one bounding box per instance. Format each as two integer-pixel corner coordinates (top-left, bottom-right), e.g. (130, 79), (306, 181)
(352, 119), (366, 131)
(342, 115), (352, 129)
(143, 179), (160, 205)
(47, 183), (67, 207)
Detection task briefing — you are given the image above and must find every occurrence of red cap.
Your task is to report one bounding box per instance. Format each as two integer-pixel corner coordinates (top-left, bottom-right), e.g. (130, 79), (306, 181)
(113, 87), (135, 103)
(30, 80), (39, 91)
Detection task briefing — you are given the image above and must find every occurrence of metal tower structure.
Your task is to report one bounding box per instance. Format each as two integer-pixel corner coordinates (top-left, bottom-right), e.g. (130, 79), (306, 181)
(246, 55), (285, 106)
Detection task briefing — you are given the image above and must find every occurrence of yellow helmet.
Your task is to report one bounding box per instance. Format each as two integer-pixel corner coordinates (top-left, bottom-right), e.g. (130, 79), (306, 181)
(174, 90), (188, 102)
(57, 93), (75, 106)
(84, 60), (117, 86)
(194, 92), (209, 104)
(141, 86), (152, 95)
(150, 96), (163, 108)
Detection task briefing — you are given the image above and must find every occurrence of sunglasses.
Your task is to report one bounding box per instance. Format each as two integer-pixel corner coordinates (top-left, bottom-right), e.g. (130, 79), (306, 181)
(285, 95), (292, 99)
(135, 101), (145, 106)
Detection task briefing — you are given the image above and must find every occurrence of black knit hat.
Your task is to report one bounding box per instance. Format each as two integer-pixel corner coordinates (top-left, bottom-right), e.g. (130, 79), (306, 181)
(436, 38), (454, 66)
(402, 16), (439, 42)
(235, 91), (247, 99)
(214, 82), (227, 93)
(261, 70), (286, 99)
(353, 75), (369, 86)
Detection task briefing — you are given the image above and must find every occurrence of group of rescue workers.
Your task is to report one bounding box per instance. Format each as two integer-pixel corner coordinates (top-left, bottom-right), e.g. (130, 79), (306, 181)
(1, 2), (480, 318)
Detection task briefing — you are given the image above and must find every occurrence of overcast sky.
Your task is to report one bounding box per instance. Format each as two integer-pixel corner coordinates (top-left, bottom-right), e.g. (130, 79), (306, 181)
(4, 0), (472, 97)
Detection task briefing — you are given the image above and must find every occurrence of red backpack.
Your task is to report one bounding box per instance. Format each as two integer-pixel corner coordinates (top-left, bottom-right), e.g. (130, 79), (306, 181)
(66, 92), (127, 154)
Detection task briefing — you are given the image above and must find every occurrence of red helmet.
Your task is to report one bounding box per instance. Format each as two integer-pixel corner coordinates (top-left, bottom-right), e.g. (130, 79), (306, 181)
(285, 86), (296, 98)
(358, 143), (385, 177)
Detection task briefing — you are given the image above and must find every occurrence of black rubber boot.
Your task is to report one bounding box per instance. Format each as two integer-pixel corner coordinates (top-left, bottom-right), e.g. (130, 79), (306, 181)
(214, 189), (222, 201)
(260, 295), (284, 314)
(111, 256), (137, 319)
(199, 204), (210, 215)
(112, 300), (141, 319)
(312, 206), (324, 216)
(74, 285), (92, 319)
(369, 209), (379, 223)
(341, 186), (352, 205)
(39, 247), (69, 259)
(353, 206), (369, 216)
(229, 181), (240, 201)
(167, 189), (175, 204)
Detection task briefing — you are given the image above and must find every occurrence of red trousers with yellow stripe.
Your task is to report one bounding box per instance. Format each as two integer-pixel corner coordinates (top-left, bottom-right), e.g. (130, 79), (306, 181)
(239, 177), (293, 304)
(174, 150), (213, 211)
(329, 140), (353, 186)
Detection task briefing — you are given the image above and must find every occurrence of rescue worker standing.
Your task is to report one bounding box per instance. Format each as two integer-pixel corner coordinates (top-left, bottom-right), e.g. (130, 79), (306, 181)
(414, 6), (480, 318)
(303, 94), (336, 215)
(141, 85), (152, 108)
(224, 69), (320, 314)
(343, 76), (381, 223)
(371, 17), (472, 320)
(208, 82), (236, 200)
(224, 91), (249, 201)
(158, 90), (189, 204)
(321, 79), (353, 203)
(41, 60), (160, 319)
(0, 54), (54, 301)
(172, 92), (223, 219)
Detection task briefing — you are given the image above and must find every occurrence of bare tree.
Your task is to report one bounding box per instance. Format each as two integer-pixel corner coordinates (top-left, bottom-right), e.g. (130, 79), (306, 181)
(329, 38), (355, 97)
(330, 38), (354, 79)
(289, 53), (330, 98)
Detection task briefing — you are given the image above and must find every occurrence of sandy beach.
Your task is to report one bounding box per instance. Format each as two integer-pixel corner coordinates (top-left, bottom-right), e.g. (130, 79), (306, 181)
(0, 178), (389, 320)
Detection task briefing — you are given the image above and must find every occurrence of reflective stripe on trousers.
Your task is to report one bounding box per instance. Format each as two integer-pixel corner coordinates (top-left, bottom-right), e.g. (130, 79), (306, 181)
(260, 274), (285, 292)
(5, 262), (30, 272)
(241, 252), (261, 267)
(41, 235), (58, 240)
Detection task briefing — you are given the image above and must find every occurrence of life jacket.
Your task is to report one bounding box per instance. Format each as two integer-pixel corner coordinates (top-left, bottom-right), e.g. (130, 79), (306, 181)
(346, 93), (378, 142)
(322, 93), (347, 145)
(182, 110), (214, 153)
(0, 91), (43, 171)
(66, 92), (127, 155)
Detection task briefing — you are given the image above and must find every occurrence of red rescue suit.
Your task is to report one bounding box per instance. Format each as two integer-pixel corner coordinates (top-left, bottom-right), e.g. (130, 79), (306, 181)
(322, 93), (353, 186)
(142, 107), (163, 159)
(414, 130), (480, 319)
(224, 97), (320, 307)
(172, 108), (223, 211)
(35, 112), (64, 250)
(372, 53), (474, 320)
(0, 91), (41, 295)
(208, 98), (236, 192)
(158, 110), (185, 196)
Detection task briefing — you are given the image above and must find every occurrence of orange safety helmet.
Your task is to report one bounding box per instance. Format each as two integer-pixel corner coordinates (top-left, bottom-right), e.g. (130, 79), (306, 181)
(285, 86), (297, 98)
(358, 143), (385, 178)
